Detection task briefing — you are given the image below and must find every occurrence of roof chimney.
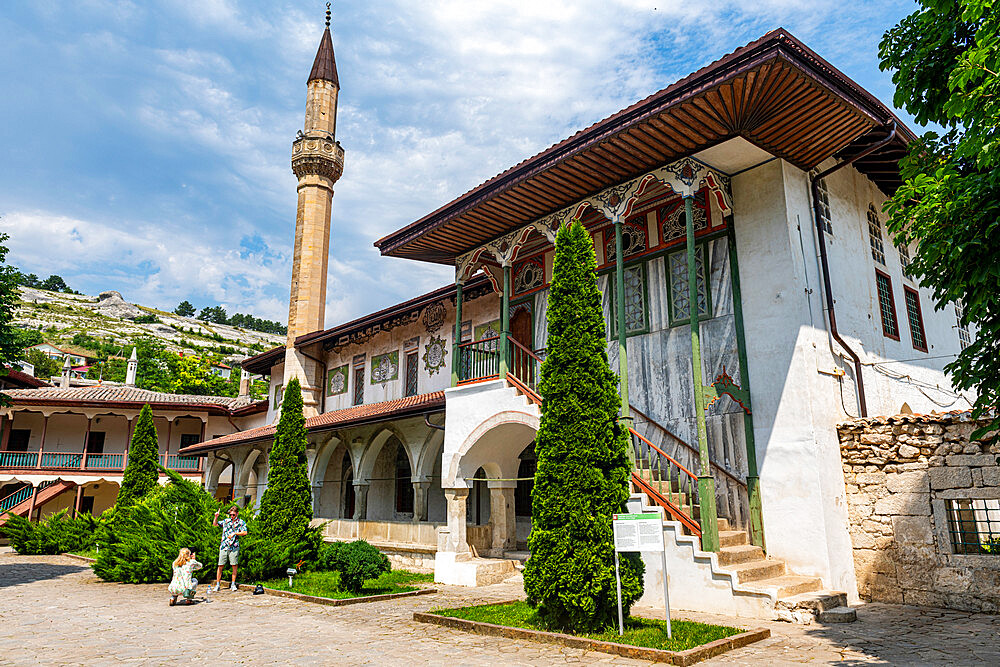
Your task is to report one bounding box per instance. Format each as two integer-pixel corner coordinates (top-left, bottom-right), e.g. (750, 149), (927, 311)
(60, 356), (72, 388)
(125, 347), (138, 387)
(239, 368), (251, 398)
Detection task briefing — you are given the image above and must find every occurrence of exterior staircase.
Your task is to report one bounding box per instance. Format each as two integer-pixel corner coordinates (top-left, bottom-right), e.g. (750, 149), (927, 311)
(0, 480), (75, 526)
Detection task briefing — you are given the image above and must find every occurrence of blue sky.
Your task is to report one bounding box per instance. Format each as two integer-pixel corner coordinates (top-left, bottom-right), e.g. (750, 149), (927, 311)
(1, 0), (920, 326)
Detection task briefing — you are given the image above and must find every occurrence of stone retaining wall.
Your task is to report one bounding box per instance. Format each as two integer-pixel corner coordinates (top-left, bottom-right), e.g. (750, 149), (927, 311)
(838, 412), (1000, 612)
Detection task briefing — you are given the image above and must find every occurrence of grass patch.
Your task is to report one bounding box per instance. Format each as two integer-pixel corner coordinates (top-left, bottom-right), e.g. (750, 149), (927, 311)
(68, 547), (100, 559)
(432, 601), (742, 652)
(261, 569), (433, 600)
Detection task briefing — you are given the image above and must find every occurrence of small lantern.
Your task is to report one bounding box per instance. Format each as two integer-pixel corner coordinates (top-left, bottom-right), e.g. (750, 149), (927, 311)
(286, 567), (298, 588)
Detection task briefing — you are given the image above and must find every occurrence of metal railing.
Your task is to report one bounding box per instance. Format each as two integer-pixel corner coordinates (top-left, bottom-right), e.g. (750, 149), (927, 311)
(629, 427), (702, 536)
(85, 453), (125, 469)
(457, 335), (502, 384)
(164, 454), (203, 471)
(0, 484), (32, 512)
(40, 452), (84, 468)
(0, 452), (39, 469)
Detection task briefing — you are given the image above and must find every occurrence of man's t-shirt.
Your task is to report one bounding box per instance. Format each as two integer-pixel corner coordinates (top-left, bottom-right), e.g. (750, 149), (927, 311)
(220, 516), (247, 551)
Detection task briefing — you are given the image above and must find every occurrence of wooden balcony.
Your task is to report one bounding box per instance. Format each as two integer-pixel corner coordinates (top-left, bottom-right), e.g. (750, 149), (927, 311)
(0, 450), (204, 474)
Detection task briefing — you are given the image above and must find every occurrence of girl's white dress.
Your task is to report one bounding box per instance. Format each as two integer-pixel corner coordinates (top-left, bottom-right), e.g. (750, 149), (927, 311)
(168, 559), (203, 598)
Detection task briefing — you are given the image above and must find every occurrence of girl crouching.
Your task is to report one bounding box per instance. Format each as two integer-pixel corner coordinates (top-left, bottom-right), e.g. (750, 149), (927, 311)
(168, 548), (203, 606)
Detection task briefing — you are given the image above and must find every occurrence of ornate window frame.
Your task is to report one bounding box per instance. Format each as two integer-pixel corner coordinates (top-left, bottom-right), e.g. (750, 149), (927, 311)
(666, 243), (712, 328)
(610, 260), (650, 338)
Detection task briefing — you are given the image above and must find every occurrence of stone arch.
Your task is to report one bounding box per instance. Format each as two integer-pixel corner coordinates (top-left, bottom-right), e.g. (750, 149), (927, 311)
(315, 439), (353, 518)
(357, 424), (410, 483)
(415, 427), (444, 482)
(310, 434), (343, 486)
(444, 410), (538, 488)
(236, 448), (265, 492)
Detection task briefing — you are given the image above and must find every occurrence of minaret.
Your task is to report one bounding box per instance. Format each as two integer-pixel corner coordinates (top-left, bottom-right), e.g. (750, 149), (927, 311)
(284, 4), (345, 416)
(125, 347), (138, 387)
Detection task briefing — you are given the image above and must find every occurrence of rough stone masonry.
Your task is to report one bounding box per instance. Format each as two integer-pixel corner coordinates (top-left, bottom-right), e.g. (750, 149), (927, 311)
(838, 412), (1000, 613)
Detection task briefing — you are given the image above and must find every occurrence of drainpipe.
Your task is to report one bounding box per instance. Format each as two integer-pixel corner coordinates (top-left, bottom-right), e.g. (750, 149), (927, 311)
(810, 122), (897, 418)
(298, 346), (328, 415)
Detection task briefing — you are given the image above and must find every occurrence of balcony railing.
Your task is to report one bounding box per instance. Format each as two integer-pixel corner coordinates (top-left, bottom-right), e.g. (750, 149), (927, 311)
(457, 335), (502, 384)
(0, 450), (204, 473)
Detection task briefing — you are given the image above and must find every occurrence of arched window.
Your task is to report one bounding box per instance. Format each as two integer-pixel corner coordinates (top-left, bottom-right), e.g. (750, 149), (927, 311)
(515, 442), (536, 518)
(342, 452), (355, 519)
(395, 444), (414, 514)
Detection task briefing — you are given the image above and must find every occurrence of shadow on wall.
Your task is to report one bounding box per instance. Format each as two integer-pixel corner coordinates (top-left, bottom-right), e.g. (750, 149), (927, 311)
(0, 562), (88, 588)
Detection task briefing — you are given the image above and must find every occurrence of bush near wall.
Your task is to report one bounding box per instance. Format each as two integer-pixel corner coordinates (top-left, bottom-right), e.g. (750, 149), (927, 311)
(839, 412), (1000, 613)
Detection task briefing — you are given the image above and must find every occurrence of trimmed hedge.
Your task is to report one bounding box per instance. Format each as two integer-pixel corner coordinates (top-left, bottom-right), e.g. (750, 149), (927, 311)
(1, 510), (98, 555)
(317, 540), (391, 593)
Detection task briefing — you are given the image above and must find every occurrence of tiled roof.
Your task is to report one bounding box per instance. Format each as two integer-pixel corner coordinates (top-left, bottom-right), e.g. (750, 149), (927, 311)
(180, 391), (446, 454)
(2, 384), (265, 413)
(1, 368), (49, 388)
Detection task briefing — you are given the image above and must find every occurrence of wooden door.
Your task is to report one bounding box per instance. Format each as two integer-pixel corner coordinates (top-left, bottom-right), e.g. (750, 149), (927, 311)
(510, 307), (533, 383)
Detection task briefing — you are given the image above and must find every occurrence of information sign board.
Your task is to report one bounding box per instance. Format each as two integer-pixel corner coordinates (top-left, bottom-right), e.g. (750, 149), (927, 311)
(613, 513), (664, 552)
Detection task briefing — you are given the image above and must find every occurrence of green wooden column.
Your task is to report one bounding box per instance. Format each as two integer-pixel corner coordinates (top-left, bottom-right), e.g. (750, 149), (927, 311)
(451, 280), (464, 387)
(614, 218), (630, 419)
(685, 194), (719, 552)
(500, 264), (511, 377)
(726, 224), (765, 549)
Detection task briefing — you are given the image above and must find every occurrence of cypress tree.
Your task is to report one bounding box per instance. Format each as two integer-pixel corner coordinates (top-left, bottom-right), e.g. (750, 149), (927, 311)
(523, 218), (644, 633)
(257, 377), (313, 538)
(117, 404), (160, 507)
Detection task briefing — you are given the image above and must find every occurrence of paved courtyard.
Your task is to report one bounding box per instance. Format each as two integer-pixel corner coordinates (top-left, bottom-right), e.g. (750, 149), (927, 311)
(0, 553), (997, 665)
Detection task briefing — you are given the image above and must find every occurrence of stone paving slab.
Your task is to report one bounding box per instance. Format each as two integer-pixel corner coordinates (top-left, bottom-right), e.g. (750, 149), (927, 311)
(1, 554), (997, 665)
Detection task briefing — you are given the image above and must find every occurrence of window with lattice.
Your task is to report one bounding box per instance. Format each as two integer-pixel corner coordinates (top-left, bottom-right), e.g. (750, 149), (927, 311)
(955, 300), (971, 350)
(875, 270), (899, 340)
(868, 205), (885, 265)
(810, 169), (832, 234)
(612, 263), (648, 336)
(667, 245), (710, 326)
(405, 350), (419, 397)
(898, 241), (912, 278)
(352, 358), (365, 406)
(903, 287), (927, 352)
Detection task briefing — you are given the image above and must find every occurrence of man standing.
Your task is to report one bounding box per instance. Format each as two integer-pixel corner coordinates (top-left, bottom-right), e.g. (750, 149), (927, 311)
(212, 506), (248, 592)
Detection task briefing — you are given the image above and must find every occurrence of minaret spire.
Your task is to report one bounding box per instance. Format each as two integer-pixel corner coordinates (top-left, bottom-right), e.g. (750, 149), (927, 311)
(284, 9), (346, 417)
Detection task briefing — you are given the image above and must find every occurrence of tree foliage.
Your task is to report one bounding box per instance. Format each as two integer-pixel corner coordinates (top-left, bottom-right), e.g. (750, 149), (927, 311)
(0, 234), (24, 387)
(880, 0), (999, 438)
(24, 348), (61, 380)
(255, 378), (317, 567)
(174, 300), (196, 317)
(1, 510), (99, 555)
(117, 404), (160, 508)
(523, 219), (643, 633)
(15, 270), (80, 294)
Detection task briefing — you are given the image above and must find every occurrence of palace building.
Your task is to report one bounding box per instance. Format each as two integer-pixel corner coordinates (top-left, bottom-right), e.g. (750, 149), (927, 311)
(170, 21), (977, 618)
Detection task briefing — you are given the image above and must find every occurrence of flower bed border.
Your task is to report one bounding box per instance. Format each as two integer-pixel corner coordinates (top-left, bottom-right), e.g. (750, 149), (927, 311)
(236, 582), (437, 607)
(413, 606), (770, 666)
(63, 553), (97, 563)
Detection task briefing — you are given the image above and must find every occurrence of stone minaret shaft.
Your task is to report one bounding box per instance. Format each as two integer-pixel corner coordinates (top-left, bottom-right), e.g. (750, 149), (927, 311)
(284, 16), (344, 416)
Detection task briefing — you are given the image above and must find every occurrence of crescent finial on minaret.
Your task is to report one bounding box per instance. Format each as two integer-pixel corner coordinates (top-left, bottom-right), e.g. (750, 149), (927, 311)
(326, 3), (331, 28)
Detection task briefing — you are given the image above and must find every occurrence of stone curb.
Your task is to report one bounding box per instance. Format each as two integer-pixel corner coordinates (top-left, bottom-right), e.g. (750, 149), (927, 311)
(63, 553), (97, 563)
(236, 582), (437, 607)
(413, 611), (770, 666)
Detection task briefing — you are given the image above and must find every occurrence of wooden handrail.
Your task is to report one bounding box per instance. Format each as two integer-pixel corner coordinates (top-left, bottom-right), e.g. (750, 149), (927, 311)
(629, 427), (699, 482)
(629, 404), (747, 489)
(632, 473), (702, 537)
(506, 373), (542, 405)
(507, 335), (543, 363)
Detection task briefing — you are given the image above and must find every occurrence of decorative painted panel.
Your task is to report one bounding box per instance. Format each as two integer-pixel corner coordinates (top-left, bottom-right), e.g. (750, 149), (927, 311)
(604, 221), (648, 264)
(370, 351), (399, 384)
(423, 334), (448, 374)
(660, 199), (708, 244)
(513, 258), (544, 295)
(326, 364), (349, 395)
(421, 302), (446, 333)
(474, 320), (501, 351)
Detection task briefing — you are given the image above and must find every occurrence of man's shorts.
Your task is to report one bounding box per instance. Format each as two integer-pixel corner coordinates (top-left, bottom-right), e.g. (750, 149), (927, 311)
(218, 548), (239, 566)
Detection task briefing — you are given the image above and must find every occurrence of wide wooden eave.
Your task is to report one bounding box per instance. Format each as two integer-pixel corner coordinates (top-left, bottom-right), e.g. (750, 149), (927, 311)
(375, 28), (915, 265)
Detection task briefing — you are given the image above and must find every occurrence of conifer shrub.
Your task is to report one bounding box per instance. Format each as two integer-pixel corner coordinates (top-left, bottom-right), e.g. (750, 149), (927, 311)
(522, 218), (644, 633)
(317, 540), (391, 593)
(1, 510), (99, 555)
(255, 377), (317, 571)
(117, 404), (159, 508)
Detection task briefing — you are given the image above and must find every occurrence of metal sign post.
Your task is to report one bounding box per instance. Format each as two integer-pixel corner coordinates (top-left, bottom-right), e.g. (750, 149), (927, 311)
(612, 512), (671, 638)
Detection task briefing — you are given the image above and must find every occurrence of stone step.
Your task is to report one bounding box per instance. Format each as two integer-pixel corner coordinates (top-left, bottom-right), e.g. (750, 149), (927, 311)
(718, 530), (748, 548)
(504, 550), (530, 564)
(741, 574), (824, 598)
(725, 559), (786, 583)
(716, 544), (765, 566)
(778, 590), (849, 614)
(818, 606), (857, 623)
(717, 518), (731, 532)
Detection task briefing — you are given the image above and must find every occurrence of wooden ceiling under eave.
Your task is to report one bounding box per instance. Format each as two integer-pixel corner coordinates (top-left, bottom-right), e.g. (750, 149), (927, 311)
(376, 29), (915, 266)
